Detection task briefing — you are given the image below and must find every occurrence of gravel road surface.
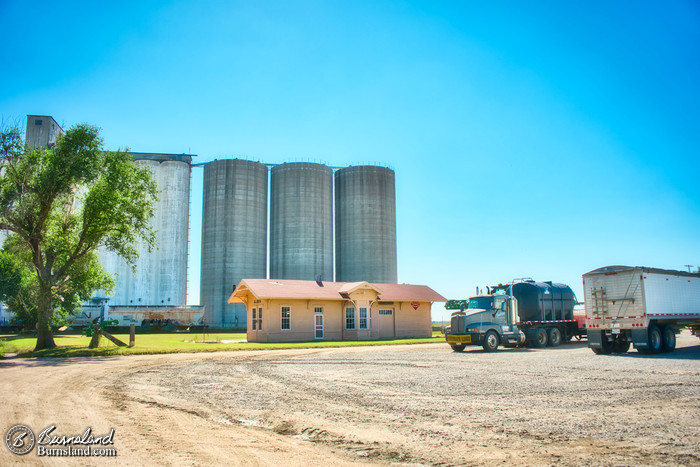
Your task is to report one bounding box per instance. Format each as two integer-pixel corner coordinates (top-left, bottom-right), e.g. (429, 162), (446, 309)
(2, 331), (699, 465)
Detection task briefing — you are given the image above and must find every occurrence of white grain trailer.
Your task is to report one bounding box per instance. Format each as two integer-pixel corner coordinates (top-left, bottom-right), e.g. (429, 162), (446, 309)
(583, 266), (700, 354)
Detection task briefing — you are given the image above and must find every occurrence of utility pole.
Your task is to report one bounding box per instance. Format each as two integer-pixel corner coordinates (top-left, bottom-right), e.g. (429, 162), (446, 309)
(684, 265), (693, 273)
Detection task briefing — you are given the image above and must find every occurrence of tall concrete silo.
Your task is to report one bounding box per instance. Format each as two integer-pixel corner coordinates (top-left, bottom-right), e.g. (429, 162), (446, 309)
(153, 158), (191, 304)
(335, 165), (397, 283)
(200, 159), (268, 328)
(270, 162), (333, 281)
(98, 153), (191, 306)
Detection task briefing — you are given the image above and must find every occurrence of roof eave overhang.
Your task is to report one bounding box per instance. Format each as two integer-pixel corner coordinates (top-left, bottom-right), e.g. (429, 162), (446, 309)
(228, 282), (255, 303)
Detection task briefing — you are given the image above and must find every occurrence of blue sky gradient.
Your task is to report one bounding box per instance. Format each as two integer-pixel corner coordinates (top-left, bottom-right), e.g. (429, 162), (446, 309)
(2, 1), (698, 319)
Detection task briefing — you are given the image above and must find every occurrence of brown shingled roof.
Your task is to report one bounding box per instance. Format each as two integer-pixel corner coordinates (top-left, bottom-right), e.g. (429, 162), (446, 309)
(229, 279), (446, 303)
(372, 283), (447, 302)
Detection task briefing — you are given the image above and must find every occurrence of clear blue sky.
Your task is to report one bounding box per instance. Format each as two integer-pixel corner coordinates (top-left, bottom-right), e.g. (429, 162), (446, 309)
(2, 1), (699, 320)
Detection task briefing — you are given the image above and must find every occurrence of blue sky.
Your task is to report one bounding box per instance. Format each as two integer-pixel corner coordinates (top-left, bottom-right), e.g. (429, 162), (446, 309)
(2, 0), (699, 319)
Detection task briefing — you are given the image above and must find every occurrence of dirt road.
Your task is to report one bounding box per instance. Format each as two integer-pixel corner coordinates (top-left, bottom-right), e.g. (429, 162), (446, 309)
(2, 332), (700, 465)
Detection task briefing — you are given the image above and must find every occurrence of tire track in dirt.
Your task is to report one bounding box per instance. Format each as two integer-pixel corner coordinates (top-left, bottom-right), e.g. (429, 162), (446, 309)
(1, 351), (361, 466)
(3, 338), (700, 465)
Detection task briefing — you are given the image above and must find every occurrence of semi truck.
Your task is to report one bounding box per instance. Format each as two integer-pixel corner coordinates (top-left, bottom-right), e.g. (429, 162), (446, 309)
(444, 279), (584, 352)
(583, 266), (700, 354)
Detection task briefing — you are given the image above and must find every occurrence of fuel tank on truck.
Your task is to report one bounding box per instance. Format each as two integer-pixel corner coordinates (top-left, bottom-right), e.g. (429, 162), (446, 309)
(509, 281), (576, 322)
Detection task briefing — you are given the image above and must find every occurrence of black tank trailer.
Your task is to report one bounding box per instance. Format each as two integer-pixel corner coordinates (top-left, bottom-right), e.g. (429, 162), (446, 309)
(509, 281), (582, 344)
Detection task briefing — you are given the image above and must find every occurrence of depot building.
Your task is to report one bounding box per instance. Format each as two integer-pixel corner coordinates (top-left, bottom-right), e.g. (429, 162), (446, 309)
(228, 279), (446, 342)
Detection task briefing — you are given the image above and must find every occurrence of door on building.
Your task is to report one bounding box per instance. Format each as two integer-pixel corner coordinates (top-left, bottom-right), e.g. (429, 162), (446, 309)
(378, 309), (395, 338)
(314, 313), (324, 339)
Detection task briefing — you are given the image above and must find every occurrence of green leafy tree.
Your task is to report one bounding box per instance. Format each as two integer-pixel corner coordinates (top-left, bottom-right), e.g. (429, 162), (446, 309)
(0, 233), (117, 329)
(0, 244), (38, 328)
(0, 124), (157, 350)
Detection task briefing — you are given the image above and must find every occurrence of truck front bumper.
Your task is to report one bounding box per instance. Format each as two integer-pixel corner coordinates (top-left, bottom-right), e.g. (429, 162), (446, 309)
(446, 333), (481, 345)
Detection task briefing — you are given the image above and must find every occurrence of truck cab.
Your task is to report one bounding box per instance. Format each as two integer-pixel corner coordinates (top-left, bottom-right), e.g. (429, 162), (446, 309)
(445, 294), (525, 352)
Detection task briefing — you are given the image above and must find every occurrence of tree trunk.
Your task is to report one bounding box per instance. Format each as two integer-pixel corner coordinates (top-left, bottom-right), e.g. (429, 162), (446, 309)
(34, 285), (56, 351)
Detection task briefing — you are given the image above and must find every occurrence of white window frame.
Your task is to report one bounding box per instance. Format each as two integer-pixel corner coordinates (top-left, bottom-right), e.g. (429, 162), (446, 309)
(345, 307), (355, 330)
(281, 306), (291, 330)
(314, 310), (323, 339)
(257, 308), (263, 331)
(379, 309), (393, 316)
(359, 307), (368, 329)
(252, 308), (257, 330)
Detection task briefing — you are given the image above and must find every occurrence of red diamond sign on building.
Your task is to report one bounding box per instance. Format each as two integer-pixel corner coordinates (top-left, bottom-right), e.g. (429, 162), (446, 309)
(411, 301), (420, 310)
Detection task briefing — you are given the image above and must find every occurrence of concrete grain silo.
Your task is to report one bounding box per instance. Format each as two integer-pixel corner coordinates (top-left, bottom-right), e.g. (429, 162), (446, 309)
(335, 165), (397, 283)
(154, 158), (191, 304)
(270, 163), (333, 281)
(98, 153), (191, 306)
(200, 159), (268, 328)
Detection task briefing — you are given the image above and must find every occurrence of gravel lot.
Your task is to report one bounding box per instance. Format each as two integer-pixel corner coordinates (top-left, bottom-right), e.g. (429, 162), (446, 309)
(2, 331), (699, 465)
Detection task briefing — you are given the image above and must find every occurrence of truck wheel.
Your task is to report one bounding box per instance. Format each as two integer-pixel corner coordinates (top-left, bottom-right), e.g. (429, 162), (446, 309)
(612, 339), (630, 353)
(547, 327), (562, 347)
(532, 328), (548, 348)
(450, 343), (466, 352)
(482, 331), (499, 352)
(648, 324), (662, 354)
(661, 325), (676, 353)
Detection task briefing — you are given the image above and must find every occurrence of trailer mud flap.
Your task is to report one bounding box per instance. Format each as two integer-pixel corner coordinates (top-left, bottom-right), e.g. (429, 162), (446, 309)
(631, 329), (649, 349)
(587, 330), (604, 349)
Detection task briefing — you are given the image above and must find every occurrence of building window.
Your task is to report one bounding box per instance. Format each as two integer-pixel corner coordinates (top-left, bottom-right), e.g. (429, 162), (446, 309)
(258, 308), (263, 331)
(314, 311), (323, 339)
(345, 307), (355, 329)
(314, 306), (323, 314)
(252, 308), (257, 330)
(379, 309), (393, 315)
(359, 307), (368, 329)
(281, 306), (291, 330)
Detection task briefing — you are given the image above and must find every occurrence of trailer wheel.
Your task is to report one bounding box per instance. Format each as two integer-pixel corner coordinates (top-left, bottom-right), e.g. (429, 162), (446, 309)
(482, 331), (499, 352)
(450, 343), (466, 352)
(661, 325), (676, 353)
(532, 328), (548, 348)
(612, 339), (630, 353)
(547, 327), (562, 347)
(647, 324), (662, 354)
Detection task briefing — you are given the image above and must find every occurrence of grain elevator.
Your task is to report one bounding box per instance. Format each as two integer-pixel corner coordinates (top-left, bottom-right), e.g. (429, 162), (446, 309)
(8, 115), (399, 330)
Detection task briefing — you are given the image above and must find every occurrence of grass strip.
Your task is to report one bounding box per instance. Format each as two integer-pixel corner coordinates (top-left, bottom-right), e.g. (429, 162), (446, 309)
(0, 333), (444, 358)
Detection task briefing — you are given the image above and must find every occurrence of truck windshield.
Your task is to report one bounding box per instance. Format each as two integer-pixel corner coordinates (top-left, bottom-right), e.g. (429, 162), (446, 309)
(468, 297), (493, 309)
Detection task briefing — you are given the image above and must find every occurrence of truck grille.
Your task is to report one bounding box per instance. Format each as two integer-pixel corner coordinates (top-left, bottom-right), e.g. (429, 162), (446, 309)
(451, 315), (467, 334)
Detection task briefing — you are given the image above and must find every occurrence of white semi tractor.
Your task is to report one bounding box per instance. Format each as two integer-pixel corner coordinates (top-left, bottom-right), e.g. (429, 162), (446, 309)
(583, 266), (700, 354)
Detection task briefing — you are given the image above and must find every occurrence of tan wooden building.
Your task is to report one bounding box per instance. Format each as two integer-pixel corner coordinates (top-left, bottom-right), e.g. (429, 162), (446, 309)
(228, 279), (446, 342)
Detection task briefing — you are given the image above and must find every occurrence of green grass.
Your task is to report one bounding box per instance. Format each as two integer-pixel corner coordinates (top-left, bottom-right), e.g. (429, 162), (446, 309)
(0, 332), (443, 358)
